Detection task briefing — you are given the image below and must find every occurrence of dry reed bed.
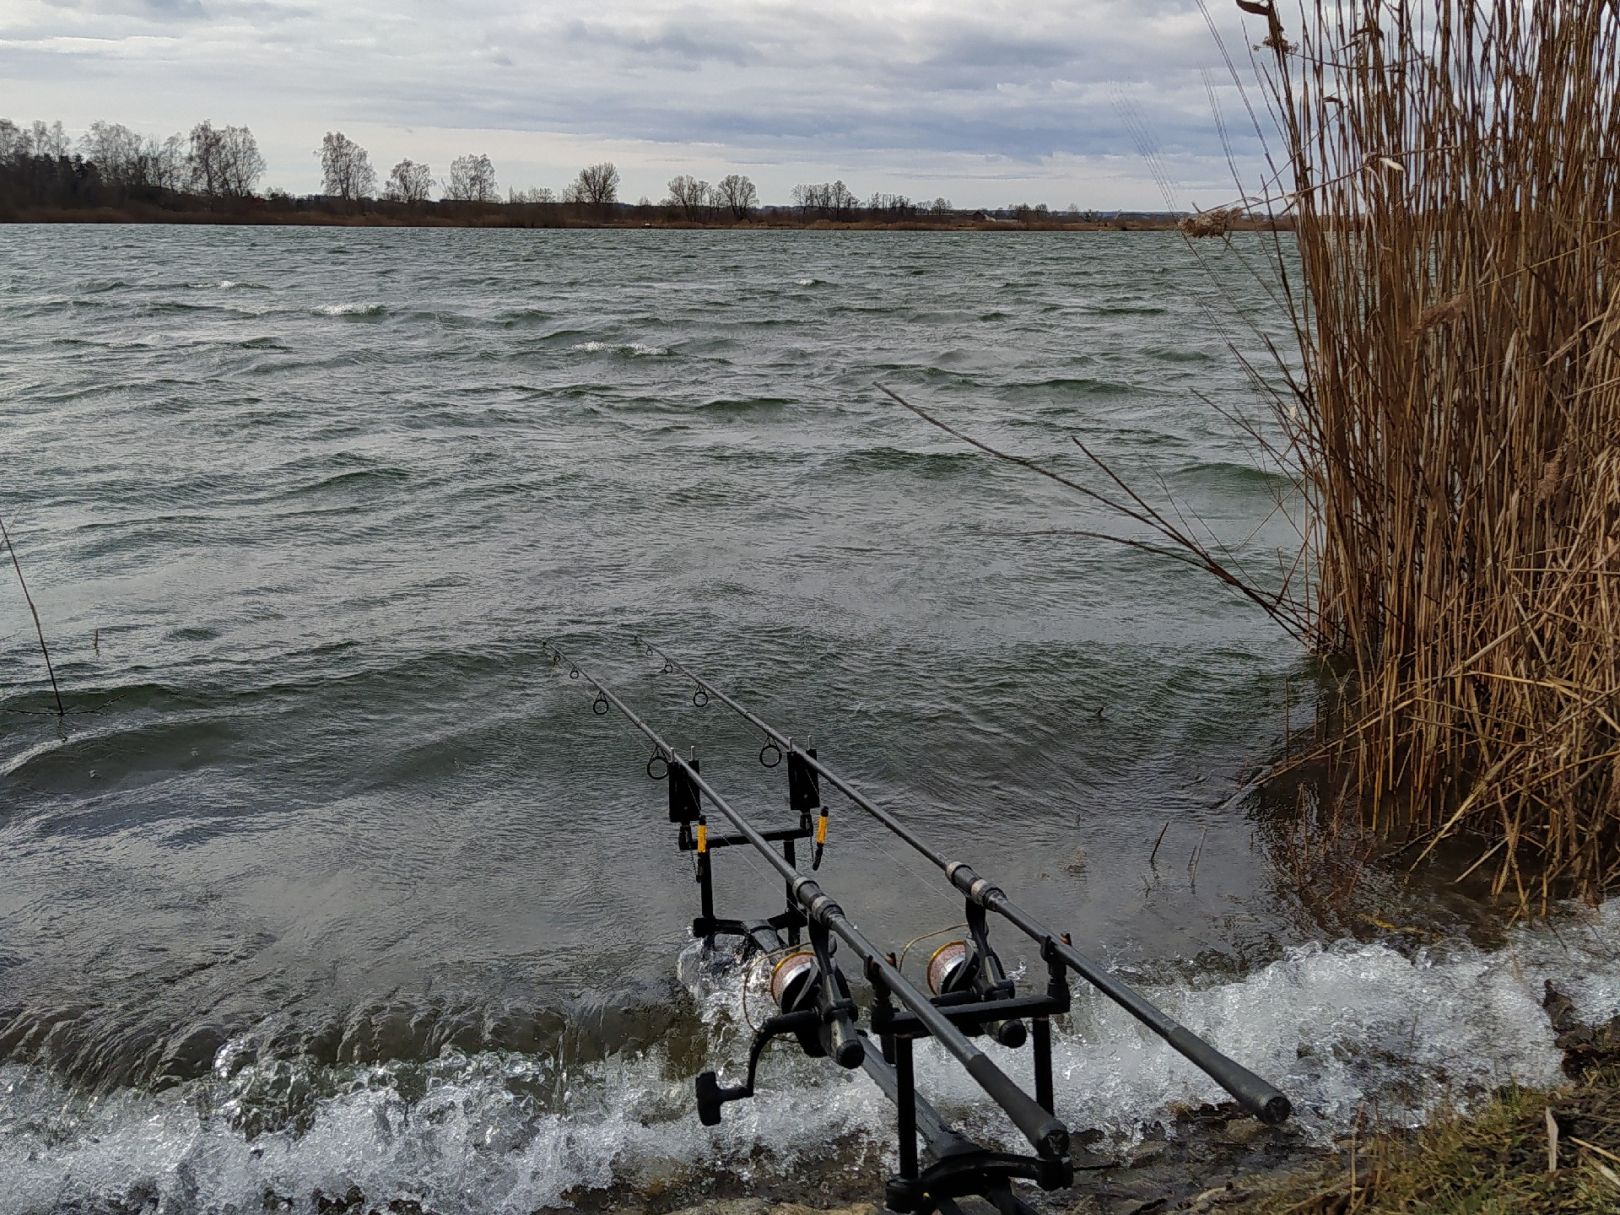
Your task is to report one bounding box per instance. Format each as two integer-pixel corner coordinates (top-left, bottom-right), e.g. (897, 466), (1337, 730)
(1237, 0), (1620, 904)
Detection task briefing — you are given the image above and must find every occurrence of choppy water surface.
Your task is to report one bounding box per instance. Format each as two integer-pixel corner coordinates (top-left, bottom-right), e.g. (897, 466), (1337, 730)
(2, 226), (1616, 1214)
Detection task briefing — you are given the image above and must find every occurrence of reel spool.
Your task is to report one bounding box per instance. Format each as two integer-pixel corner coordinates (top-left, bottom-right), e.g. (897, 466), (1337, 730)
(770, 949), (819, 1012)
(761, 946), (857, 1064)
(925, 939), (1027, 1049)
(926, 940), (971, 996)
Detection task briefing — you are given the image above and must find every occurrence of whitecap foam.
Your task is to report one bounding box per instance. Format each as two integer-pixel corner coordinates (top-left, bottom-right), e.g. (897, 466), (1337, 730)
(2, 902), (1615, 1214)
(568, 340), (668, 357)
(313, 303), (385, 317)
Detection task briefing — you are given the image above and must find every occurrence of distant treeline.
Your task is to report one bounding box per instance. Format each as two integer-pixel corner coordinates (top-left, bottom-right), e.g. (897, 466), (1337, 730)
(0, 116), (1284, 231)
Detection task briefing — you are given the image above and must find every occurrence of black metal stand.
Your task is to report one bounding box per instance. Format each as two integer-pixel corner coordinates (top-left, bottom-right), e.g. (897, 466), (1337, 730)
(668, 736), (1077, 1215)
(866, 925), (1075, 1215)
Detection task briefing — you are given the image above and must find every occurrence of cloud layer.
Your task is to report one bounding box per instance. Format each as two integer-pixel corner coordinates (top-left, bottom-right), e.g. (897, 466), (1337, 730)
(1, 0), (1276, 207)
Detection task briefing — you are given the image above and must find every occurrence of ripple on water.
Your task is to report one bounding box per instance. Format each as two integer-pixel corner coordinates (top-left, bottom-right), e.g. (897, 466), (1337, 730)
(2, 226), (1601, 1214)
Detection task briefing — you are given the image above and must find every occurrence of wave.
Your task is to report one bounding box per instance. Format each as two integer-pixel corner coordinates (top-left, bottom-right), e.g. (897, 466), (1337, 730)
(0, 905), (1615, 1214)
(492, 307), (554, 327)
(142, 300), (264, 317)
(1010, 376), (1139, 397)
(569, 340), (669, 358)
(189, 280), (268, 291)
(1171, 460), (1300, 496)
(828, 447), (983, 478)
(695, 396), (793, 415)
(280, 466), (412, 498)
(1142, 346), (1217, 364)
(313, 303), (387, 318)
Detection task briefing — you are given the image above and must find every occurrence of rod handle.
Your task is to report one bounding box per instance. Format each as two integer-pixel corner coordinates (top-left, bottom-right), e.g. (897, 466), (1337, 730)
(1166, 1028), (1291, 1125)
(965, 1054), (1070, 1160)
(825, 1006), (865, 1069)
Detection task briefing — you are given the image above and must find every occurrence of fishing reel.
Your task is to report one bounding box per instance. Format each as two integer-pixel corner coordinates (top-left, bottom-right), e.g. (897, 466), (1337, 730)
(924, 927), (1028, 1050)
(696, 921), (863, 1125)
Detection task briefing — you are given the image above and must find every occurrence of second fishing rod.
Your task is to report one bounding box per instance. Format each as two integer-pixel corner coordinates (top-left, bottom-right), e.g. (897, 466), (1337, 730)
(635, 635), (1291, 1127)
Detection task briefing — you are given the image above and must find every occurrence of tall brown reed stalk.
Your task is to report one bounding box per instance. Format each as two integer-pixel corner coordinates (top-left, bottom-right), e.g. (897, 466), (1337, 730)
(1238, 0), (1620, 905)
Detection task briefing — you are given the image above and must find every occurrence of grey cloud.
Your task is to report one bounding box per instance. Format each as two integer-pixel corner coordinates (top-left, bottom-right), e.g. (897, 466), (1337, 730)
(559, 17), (762, 68)
(0, 0), (1274, 205)
(36, 0), (206, 16)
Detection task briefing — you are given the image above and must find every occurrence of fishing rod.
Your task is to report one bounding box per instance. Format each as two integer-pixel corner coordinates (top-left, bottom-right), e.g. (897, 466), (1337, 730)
(542, 640), (1073, 1215)
(634, 636), (1292, 1128)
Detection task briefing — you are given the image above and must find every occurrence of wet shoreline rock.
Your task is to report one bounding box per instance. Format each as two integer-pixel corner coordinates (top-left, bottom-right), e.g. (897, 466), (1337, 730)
(1544, 979), (1620, 1078)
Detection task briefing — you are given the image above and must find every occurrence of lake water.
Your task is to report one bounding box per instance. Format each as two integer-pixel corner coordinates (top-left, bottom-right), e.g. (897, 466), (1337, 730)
(1, 226), (1616, 1214)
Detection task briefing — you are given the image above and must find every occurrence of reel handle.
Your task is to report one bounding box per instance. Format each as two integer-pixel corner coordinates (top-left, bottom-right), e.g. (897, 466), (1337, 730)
(695, 1071), (749, 1127)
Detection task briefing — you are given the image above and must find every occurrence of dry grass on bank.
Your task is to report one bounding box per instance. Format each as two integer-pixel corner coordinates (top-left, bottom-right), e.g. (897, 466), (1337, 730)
(1228, 1), (1620, 905)
(1236, 1069), (1620, 1215)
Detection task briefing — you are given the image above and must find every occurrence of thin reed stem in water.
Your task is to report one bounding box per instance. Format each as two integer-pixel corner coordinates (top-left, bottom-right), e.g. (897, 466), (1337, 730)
(0, 510), (65, 720)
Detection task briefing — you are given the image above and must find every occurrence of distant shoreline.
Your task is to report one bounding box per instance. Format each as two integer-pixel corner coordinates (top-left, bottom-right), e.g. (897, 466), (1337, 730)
(1, 205), (1289, 234)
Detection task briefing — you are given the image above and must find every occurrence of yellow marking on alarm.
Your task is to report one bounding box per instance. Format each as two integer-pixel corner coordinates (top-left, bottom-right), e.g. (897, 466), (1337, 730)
(696, 823), (709, 853)
(816, 813), (829, 845)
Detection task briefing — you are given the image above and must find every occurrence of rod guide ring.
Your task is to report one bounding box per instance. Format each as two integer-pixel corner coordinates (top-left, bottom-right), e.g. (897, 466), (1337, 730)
(759, 741), (783, 768)
(592, 694), (610, 716)
(692, 688), (710, 708)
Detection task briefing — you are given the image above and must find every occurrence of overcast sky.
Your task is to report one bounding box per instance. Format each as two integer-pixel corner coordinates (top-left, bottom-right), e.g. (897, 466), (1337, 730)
(1, 0), (1274, 209)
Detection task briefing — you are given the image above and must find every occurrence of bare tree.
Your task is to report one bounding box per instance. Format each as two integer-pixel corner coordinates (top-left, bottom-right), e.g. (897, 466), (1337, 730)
(29, 120), (69, 158)
(386, 158), (434, 203)
(571, 161), (619, 209)
(829, 180), (857, 220)
(80, 121), (144, 186)
(187, 120), (226, 195)
(319, 131), (376, 200)
(665, 174), (710, 220)
(509, 186), (555, 204)
(0, 119), (23, 163)
(444, 153), (497, 202)
(217, 125), (265, 197)
(715, 173), (758, 220)
(151, 134), (186, 191)
(790, 180), (856, 220)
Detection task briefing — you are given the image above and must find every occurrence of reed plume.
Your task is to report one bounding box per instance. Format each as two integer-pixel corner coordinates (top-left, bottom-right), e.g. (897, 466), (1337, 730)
(1240, 0), (1620, 904)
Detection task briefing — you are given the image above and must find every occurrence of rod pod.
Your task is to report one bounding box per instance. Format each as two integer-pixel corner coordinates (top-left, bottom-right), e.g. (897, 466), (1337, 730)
(635, 636), (1292, 1127)
(543, 641), (1073, 1167)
